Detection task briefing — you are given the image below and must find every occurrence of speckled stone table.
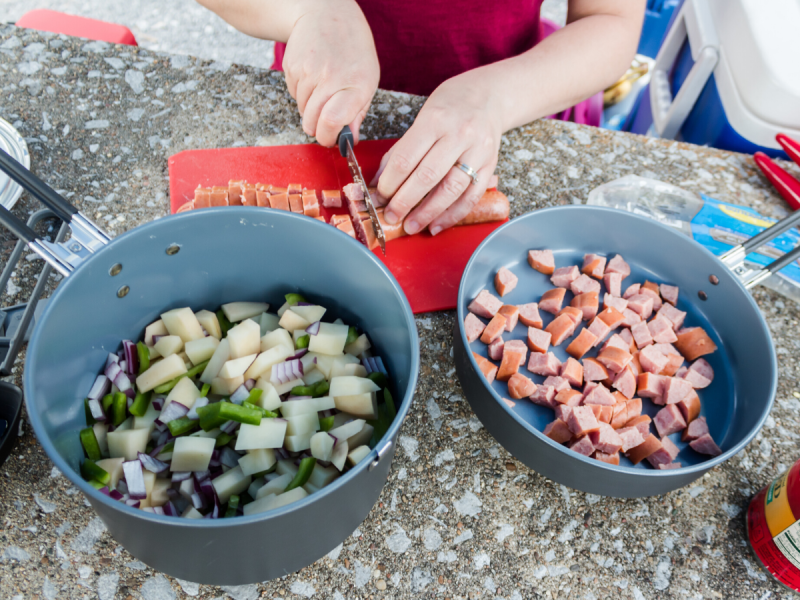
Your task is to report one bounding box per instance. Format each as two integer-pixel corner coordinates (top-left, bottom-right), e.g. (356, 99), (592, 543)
(1, 25), (799, 600)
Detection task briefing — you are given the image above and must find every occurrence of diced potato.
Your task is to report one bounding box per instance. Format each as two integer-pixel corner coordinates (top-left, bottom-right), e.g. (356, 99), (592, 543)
(107, 427), (150, 460)
(329, 354), (362, 378)
(278, 309), (311, 332)
(253, 379), (282, 411)
(292, 329), (309, 344)
(347, 422), (374, 449)
(303, 369), (326, 386)
(285, 413), (321, 436)
(236, 419), (287, 450)
(332, 412), (356, 429)
(308, 323), (349, 356)
(114, 416), (133, 432)
(211, 375), (244, 396)
(259, 312), (281, 336)
(177, 352), (192, 369)
(219, 354), (257, 379)
(245, 487), (308, 515)
(170, 437), (215, 472)
(150, 478), (172, 507)
(164, 376), (201, 410)
(182, 506), (204, 519)
(248, 477), (266, 499)
(329, 376), (380, 397)
(328, 419), (366, 442)
(144, 319), (168, 346)
(185, 336), (220, 365)
(227, 319), (261, 359)
(334, 392), (378, 419)
(342, 363), (368, 377)
(212, 465), (252, 504)
(133, 401), (160, 434)
(190, 428), (221, 439)
(303, 482), (320, 494)
(136, 354), (187, 393)
(95, 457), (124, 488)
(147, 344), (162, 359)
(308, 462), (340, 488)
(344, 333), (371, 357)
(347, 445), (371, 467)
(154, 335), (184, 358)
(284, 433), (313, 452)
(299, 352), (317, 372)
(292, 305), (326, 324)
(222, 302), (269, 323)
(161, 307), (205, 342)
(331, 439), (349, 471)
(143, 471), (156, 499)
(244, 345), (292, 381)
(276, 301), (290, 317)
(276, 459), (298, 478)
(239, 449), (276, 476)
(255, 473), (293, 499)
(306, 352), (335, 378)
(310, 432), (335, 461)
(93, 423), (108, 456)
(195, 309), (222, 339)
(274, 377), (304, 396)
(200, 338), (230, 384)
(156, 450), (173, 462)
(279, 396), (336, 418)
(333, 318), (345, 325)
(178, 478), (195, 500)
(261, 328), (294, 353)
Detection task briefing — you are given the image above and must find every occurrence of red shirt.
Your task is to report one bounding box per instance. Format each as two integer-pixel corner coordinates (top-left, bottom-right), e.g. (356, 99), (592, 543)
(272, 0), (545, 96)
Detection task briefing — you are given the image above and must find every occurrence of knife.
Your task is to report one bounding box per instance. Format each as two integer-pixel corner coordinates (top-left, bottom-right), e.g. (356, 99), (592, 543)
(338, 125), (386, 255)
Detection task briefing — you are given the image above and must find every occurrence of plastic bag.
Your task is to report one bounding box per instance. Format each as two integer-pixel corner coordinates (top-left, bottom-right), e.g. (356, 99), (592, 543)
(586, 175), (800, 304)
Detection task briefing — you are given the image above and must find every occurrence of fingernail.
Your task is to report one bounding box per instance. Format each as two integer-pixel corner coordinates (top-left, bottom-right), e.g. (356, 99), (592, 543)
(429, 225), (442, 236)
(405, 219), (419, 235)
(384, 210), (398, 225)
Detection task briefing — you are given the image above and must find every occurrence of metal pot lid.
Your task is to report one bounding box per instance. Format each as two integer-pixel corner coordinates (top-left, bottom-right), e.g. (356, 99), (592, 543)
(0, 118), (30, 211)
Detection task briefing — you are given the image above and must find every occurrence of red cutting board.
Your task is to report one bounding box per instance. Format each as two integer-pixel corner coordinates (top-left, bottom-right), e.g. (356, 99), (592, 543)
(168, 140), (506, 314)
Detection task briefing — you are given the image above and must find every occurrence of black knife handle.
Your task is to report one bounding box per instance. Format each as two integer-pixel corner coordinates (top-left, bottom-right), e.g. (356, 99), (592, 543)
(338, 125), (354, 158)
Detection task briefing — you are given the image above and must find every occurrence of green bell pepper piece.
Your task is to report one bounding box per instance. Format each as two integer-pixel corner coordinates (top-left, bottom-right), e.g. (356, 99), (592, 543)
(290, 385), (314, 397)
(242, 401), (277, 419)
(80, 427), (102, 461)
(167, 417), (199, 437)
(284, 293), (306, 307)
(367, 372), (389, 390)
(129, 391), (151, 417)
(216, 309), (233, 337)
(284, 457), (316, 492)
(200, 383), (211, 397)
(295, 334), (310, 349)
(101, 393), (114, 413)
(197, 401), (261, 431)
(153, 360), (209, 394)
(225, 494), (240, 518)
(112, 392), (127, 427)
(214, 432), (234, 448)
(162, 440), (175, 453)
(319, 415), (335, 432)
(87, 479), (107, 490)
(383, 388), (396, 420)
(346, 326), (358, 345)
(136, 341), (150, 374)
(81, 459), (110, 485)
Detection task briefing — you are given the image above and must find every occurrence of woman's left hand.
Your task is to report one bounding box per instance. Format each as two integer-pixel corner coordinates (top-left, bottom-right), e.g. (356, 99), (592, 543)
(375, 69), (503, 236)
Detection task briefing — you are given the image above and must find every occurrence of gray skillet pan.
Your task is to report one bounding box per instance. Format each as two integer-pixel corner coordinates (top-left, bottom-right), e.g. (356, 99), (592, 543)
(454, 205), (800, 498)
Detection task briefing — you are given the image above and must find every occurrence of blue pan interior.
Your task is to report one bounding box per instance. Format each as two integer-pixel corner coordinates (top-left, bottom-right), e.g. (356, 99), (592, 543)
(459, 206), (776, 474)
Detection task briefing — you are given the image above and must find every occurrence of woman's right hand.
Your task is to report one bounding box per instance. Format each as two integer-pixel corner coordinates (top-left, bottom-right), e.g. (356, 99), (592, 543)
(283, 0), (380, 147)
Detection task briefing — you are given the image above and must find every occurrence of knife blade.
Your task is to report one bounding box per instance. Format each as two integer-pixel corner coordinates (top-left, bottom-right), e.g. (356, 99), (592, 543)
(338, 125), (386, 255)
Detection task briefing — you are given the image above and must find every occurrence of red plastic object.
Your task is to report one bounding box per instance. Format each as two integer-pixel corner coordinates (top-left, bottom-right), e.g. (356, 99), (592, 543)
(16, 10), (137, 46)
(777, 133), (800, 168)
(168, 140), (506, 314)
(753, 151), (800, 212)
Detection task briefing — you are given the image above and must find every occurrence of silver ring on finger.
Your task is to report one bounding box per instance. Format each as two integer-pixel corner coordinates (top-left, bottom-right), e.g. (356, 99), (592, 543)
(454, 161), (479, 186)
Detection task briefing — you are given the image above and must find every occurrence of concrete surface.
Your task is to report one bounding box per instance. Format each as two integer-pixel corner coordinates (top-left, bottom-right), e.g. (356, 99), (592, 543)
(1, 24), (799, 600)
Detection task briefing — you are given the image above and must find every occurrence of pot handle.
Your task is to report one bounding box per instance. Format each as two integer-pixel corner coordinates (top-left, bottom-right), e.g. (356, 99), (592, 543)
(0, 147), (111, 273)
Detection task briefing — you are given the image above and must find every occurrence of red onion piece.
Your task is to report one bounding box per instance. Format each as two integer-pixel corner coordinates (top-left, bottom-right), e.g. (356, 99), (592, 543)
(105, 353), (119, 369)
(87, 398), (107, 423)
(286, 395), (312, 401)
(109, 489), (124, 501)
(154, 401), (189, 431)
(123, 460), (147, 499)
(209, 449), (221, 468)
(290, 348), (308, 360)
(230, 385), (249, 404)
(87, 374), (110, 401)
(220, 420), (240, 435)
(122, 340), (139, 378)
(245, 379), (256, 391)
(163, 501), (179, 516)
(374, 356), (387, 376)
(190, 493), (206, 510)
(152, 506), (165, 516)
(219, 447), (241, 469)
(152, 397), (164, 411)
(193, 470), (211, 482)
(98, 486), (111, 496)
(270, 362), (286, 385)
(138, 451), (169, 474)
(116, 480), (129, 495)
(305, 321), (321, 335)
(171, 471), (192, 483)
(125, 498), (141, 508)
(187, 396), (209, 420)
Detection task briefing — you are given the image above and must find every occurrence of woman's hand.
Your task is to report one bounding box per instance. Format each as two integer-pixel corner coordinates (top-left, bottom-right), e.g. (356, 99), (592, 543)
(376, 69), (503, 236)
(283, 0), (380, 147)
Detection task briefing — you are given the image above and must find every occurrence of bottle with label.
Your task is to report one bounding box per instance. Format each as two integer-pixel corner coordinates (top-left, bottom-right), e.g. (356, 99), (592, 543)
(747, 457), (800, 593)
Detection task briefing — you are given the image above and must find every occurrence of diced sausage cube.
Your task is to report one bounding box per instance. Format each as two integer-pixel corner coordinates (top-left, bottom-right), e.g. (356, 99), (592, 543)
(626, 294), (654, 319)
(640, 285), (662, 311)
(623, 283), (641, 299)
(497, 305), (519, 332)
(555, 389), (583, 406)
(560, 357), (584, 388)
(480, 313), (507, 344)
(288, 194), (304, 213)
(589, 422), (624, 454)
(682, 358), (714, 388)
(569, 435), (596, 456)
(508, 373), (537, 399)
(626, 434), (662, 465)
(582, 254), (607, 279)
(228, 180), (244, 205)
(675, 327), (718, 361)
(661, 436), (680, 461)
(622, 308), (642, 327)
(472, 352), (498, 384)
(583, 358), (609, 382)
(637, 372), (666, 399)
(543, 419), (572, 443)
(566, 329), (598, 359)
(654, 404), (687, 437)
(558, 306), (584, 326)
(603, 294), (628, 313)
(648, 317), (678, 344)
(639, 345), (668, 374)
(602, 333), (630, 353)
(660, 284), (679, 305)
(587, 317), (611, 347)
(545, 314), (576, 346)
(617, 328), (635, 350)
(194, 187), (211, 208)
(551, 266), (579, 288)
(527, 352), (561, 376)
(597, 307), (625, 330)
(646, 436), (680, 469)
(504, 340), (528, 366)
(531, 386), (558, 409)
(681, 416), (709, 442)
(570, 291), (599, 321)
(610, 402), (629, 429)
(616, 426), (645, 452)
(570, 274), (601, 295)
(469, 289), (504, 319)
(488, 336), (505, 361)
(301, 192), (320, 217)
(518, 303), (543, 328)
(677, 390), (701, 425)
(593, 451), (620, 465)
(554, 404), (573, 422)
(583, 384), (616, 406)
(663, 376), (693, 405)
(528, 249), (555, 275)
(589, 403), (614, 424)
(321, 190), (342, 208)
(631, 321), (653, 348)
(464, 313), (486, 343)
(540, 288), (567, 315)
(527, 327), (552, 354)
(494, 267), (518, 297)
(542, 376), (571, 392)
(210, 186), (229, 206)
(625, 397), (643, 422)
(596, 347), (633, 374)
(656, 303), (687, 330)
(603, 272), (622, 297)
(612, 367), (636, 399)
(689, 433), (721, 456)
(657, 463), (682, 470)
(497, 348), (524, 382)
(605, 254), (630, 278)
(625, 414), (652, 438)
